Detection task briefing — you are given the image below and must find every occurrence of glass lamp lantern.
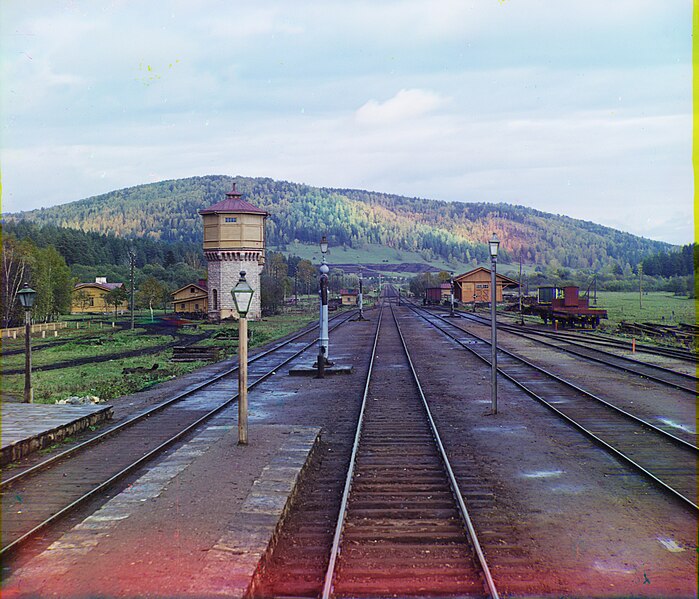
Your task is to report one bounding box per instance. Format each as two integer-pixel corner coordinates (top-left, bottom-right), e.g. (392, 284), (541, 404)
(320, 235), (329, 255)
(17, 284), (37, 310)
(488, 234), (500, 259)
(232, 271), (254, 317)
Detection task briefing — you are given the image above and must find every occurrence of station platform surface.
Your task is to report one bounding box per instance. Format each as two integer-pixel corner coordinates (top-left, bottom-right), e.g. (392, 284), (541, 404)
(1, 402), (113, 466)
(3, 422), (321, 598)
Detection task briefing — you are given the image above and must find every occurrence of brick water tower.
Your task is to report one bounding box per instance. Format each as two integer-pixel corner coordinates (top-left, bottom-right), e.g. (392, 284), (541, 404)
(199, 182), (268, 321)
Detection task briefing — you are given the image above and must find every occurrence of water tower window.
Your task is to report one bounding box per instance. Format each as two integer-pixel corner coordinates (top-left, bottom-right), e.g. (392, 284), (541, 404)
(225, 217), (237, 223)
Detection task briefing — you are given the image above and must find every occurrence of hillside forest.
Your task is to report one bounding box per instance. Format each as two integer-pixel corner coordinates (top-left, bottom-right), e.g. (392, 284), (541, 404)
(8, 175), (672, 271)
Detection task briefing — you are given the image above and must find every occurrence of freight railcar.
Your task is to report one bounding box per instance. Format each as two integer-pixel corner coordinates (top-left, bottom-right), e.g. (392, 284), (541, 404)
(524, 286), (607, 328)
(424, 283), (452, 305)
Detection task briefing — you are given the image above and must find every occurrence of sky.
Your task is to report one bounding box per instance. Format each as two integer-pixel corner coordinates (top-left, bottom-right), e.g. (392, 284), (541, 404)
(0, 1), (693, 245)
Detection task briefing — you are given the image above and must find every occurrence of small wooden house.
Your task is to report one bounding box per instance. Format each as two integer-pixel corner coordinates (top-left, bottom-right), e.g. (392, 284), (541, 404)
(171, 281), (208, 315)
(340, 289), (359, 306)
(454, 267), (518, 304)
(72, 278), (128, 314)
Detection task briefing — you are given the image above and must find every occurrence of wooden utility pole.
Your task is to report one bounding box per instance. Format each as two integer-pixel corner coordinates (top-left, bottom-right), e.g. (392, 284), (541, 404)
(129, 250), (136, 330)
(518, 254), (523, 325)
(238, 315), (248, 444)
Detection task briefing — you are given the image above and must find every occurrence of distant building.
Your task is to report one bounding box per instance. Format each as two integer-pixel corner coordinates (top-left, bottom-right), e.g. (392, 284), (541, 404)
(171, 280), (208, 315)
(453, 267), (519, 304)
(340, 289), (358, 306)
(72, 277), (128, 314)
(199, 183), (268, 321)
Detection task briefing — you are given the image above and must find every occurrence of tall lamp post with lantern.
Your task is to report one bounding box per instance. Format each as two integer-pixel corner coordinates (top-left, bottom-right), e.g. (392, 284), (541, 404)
(317, 235), (331, 377)
(17, 283), (37, 403)
(232, 271), (254, 445)
(489, 234), (500, 414)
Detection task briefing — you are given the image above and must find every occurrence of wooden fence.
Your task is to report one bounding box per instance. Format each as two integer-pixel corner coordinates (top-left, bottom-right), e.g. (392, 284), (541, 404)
(1, 321), (69, 339)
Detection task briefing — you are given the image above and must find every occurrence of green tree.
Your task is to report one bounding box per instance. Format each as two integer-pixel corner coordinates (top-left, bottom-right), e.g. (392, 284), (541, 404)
(295, 259), (316, 296)
(31, 245), (72, 320)
(104, 286), (128, 319)
(1, 236), (30, 327)
(136, 276), (169, 321)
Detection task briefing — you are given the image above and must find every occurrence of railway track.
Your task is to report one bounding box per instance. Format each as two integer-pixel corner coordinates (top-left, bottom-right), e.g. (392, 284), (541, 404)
(0, 311), (356, 557)
(407, 304), (698, 512)
(322, 301), (497, 598)
(450, 311), (698, 395)
(476, 308), (697, 363)
(255, 299), (498, 598)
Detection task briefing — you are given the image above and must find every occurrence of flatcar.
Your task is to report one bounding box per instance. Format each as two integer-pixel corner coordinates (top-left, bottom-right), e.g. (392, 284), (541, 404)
(524, 286), (607, 328)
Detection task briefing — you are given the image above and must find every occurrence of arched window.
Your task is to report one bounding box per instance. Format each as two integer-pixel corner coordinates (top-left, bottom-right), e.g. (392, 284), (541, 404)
(212, 289), (218, 311)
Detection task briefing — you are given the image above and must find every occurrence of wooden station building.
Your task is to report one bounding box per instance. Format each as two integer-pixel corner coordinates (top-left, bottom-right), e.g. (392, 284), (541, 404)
(453, 267), (519, 304)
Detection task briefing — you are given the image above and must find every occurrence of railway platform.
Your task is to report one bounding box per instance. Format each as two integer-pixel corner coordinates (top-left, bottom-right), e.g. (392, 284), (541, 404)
(3, 422), (321, 598)
(1, 402), (113, 466)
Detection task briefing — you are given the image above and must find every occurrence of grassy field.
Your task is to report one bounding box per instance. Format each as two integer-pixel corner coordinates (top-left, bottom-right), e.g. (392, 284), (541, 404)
(595, 291), (696, 328)
(2, 306), (323, 405)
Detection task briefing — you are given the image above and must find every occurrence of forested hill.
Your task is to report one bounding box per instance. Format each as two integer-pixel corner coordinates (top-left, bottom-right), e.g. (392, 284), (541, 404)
(7, 175), (670, 270)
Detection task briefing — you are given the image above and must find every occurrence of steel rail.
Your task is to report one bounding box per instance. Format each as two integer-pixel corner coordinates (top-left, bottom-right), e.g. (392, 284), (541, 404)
(405, 304), (698, 512)
(450, 311), (698, 395)
(391, 304), (500, 599)
(454, 306), (697, 363)
(456, 314), (699, 396)
(320, 303), (384, 599)
(2, 311), (355, 489)
(0, 311), (357, 557)
(434, 310), (697, 450)
(410, 301), (698, 440)
(413, 305), (697, 450)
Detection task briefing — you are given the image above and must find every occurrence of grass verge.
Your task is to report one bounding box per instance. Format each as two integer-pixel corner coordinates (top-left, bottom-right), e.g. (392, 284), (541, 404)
(2, 307), (322, 405)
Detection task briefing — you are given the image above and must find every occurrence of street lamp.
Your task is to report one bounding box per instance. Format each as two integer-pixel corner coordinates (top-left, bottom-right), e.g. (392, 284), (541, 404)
(17, 284), (37, 403)
(317, 235), (330, 377)
(449, 271), (455, 317)
(232, 271), (254, 445)
(489, 234), (500, 415)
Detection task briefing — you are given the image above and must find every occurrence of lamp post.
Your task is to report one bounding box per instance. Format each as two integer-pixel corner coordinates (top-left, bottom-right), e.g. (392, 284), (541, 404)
(489, 234), (500, 415)
(449, 272), (455, 317)
(317, 235), (330, 377)
(17, 284), (37, 403)
(232, 271), (254, 445)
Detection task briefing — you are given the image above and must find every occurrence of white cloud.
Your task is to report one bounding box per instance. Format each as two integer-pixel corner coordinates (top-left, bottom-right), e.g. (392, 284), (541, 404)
(355, 89), (447, 125)
(0, 1), (692, 246)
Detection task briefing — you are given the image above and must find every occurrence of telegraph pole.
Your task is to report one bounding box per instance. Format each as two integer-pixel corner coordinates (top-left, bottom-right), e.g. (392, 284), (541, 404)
(518, 255), (523, 325)
(129, 250), (136, 330)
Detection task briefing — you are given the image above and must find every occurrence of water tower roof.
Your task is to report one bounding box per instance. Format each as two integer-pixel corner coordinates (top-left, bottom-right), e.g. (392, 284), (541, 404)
(199, 183), (268, 216)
